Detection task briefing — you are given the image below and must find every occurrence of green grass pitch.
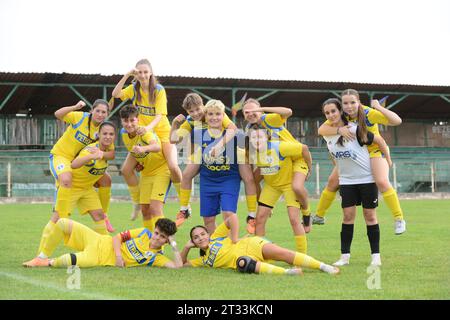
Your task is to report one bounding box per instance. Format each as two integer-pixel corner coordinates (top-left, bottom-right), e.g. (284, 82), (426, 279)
(0, 199), (449, 300)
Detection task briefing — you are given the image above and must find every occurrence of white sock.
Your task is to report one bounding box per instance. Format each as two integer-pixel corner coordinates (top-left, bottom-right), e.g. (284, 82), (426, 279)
(248, 212), (256, 219)
(371, 253), (381, 261)
(340, 253), (350, 261)
(180, 206), (189, 211)
(38, 252), (48, 259)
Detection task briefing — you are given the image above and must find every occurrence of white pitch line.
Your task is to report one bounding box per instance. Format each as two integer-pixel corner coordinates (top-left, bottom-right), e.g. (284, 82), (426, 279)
(0, 270), (121, 300)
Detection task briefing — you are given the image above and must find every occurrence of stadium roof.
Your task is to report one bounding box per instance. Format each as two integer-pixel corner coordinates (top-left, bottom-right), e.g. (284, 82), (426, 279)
(0, 72), (449, 120)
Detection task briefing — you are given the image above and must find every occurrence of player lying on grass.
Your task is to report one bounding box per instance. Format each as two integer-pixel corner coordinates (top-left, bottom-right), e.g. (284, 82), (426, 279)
(181, 214), (339, 276)
(23, 218), (182, 269)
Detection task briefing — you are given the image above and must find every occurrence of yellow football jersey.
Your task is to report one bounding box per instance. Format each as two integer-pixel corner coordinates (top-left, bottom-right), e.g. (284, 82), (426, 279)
(120, 128), (169, 177)
(51, 112), (100, 160)
(71, 142), (109, 188)
(189, 222), (238, 269)
(260, 113), (298, 143)
(254, 141), (302, 188)
(120, 83), (171, 130)
(119, 228), (171, 267)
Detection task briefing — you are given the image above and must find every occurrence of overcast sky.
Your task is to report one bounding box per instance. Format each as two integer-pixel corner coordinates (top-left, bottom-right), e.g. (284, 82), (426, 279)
(1, 0), (449, 85)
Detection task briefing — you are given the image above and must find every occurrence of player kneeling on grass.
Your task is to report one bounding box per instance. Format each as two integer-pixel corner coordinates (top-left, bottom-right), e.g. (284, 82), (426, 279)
(181, 214), (339, 276)
(23, 218), (182, 269)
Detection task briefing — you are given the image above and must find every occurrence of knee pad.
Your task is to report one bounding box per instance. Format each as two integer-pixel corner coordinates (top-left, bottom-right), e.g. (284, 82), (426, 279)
(236, 256), (257, 274)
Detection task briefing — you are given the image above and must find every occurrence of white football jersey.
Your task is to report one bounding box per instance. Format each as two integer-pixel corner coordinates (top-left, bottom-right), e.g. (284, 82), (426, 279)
(323, 124), (374, 185)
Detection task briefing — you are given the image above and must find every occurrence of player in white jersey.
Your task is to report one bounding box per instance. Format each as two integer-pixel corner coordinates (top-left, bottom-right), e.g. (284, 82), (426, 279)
(320, 98), (392, 267)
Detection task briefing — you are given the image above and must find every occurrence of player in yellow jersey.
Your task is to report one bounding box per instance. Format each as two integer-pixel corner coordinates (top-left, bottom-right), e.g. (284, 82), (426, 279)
(247, 123), (311, 254)
(28, 122), (117, 265)
(316, 89), (406, 235)
(120, 105), (171, 232)
(242, 99), (313, 234)
(169, 93), (257, 228)
(23, 218), (182, 269)
(44, 99), (116, 244)
(112, 59), (182, 219)
(181, 214), (339, 276)
(50, 100), (115, 216)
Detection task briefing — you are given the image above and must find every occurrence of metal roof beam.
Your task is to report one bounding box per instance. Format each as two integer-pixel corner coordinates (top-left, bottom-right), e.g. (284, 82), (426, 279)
(256, 90), (279, 102)
(189, 88), (214, 102)
(440, 95), (450, 104)
(386, 95), (409, 110)
(1, 81), (450, 97)
(68, 85), (92, 108)
(331, 91), (341, 98)
(0, 85), (19, 111)
(107, 99), (130, 120)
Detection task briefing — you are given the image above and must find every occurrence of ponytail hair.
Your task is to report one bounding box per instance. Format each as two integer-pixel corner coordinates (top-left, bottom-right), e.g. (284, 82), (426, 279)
(341, 89), (368, 144)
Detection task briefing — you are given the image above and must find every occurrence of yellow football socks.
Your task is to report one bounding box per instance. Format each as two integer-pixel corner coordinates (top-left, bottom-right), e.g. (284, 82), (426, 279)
(316, 188), (337, 218)
(382, 187), (404, 220)
(295, 235), (307, 254)
(127, 185), (140, 204)
(52, 254), (72, 267)
(246, 194), (257, 214)
(258, 262), (289, 275)
(301, 206), (311, 217)
(179, 188), (191, 208)
(97, 186), (111, 215)
(93, 219), (107, 235)
(55, 185), (71, 217)
(37, 220), (56, 256)
(293, 252), (321, 270)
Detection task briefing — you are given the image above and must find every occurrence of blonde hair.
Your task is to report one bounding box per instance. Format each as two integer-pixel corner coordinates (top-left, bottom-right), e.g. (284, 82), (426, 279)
(204, 99), (225, 113)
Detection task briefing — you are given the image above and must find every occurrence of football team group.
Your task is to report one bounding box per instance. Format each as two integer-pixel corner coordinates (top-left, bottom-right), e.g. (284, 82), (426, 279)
(22, 58), (406, 277)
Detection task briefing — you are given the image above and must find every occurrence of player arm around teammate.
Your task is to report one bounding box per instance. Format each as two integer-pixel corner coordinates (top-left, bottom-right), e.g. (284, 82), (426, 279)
(320, 98), (382, 267)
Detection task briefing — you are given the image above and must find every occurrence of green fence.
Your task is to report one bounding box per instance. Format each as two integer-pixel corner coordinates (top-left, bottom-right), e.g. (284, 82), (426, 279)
(1, 147), (449, 199)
